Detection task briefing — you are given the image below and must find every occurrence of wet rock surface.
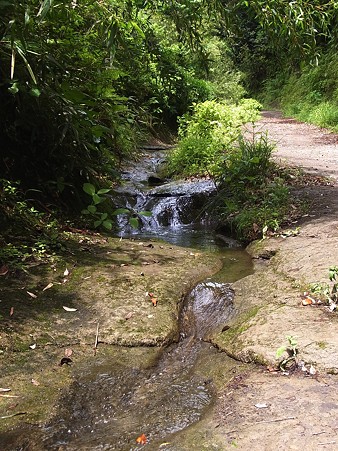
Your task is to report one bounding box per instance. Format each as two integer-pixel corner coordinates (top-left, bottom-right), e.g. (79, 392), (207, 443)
(2, 112), (338, 450)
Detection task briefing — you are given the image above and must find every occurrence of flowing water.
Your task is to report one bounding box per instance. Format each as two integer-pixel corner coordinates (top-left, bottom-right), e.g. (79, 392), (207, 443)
(4, 148), (253, 450)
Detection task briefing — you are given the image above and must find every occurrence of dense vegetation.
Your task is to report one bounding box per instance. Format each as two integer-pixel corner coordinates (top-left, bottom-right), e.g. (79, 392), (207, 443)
(0, 0), (337, 266)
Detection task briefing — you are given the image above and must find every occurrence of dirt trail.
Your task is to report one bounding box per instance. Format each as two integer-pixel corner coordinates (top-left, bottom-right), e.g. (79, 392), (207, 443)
(171, 111), (338, 450)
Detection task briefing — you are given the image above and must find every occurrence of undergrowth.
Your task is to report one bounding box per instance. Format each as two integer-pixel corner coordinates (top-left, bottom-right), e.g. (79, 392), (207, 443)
(261, 50), (338, 131)
(0, 179), (64, 271)
(210, 131), (301, 241)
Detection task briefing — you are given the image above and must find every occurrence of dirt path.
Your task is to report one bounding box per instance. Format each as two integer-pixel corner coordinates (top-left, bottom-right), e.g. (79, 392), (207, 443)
(170, 112), (338, 450)
(260, 110), (338, 181)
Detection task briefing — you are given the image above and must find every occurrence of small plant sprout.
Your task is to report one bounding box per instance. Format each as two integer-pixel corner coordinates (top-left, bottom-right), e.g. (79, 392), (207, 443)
(309, 266), (338, 312)
(276, 335), (298, 371)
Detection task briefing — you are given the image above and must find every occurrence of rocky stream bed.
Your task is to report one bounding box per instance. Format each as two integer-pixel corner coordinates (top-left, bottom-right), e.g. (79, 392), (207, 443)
(1, 111), (338, 450)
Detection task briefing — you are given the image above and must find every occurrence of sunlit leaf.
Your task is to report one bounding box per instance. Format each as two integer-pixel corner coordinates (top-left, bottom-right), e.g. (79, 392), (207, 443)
(37, 0), (53, 20)
(276, 346), (286, 359)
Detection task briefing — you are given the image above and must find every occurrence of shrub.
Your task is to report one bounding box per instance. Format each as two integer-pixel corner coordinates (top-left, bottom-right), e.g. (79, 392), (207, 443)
(168, 99), (261, 176)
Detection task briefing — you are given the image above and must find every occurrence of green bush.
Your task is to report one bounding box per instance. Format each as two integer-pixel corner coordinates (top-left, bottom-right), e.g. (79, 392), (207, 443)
(262, 51), (338, 131)
(210, 133), (296, 241)
(168, 99), (262, 176)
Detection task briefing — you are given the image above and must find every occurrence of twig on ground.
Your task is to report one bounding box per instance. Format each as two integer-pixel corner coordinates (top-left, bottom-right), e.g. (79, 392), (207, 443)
(94, 322), (99, 355)
(0, 412), (26, 420)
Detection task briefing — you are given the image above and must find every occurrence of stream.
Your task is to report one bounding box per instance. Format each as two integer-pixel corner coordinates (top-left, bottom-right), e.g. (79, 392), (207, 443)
(9, 148), (253, 450)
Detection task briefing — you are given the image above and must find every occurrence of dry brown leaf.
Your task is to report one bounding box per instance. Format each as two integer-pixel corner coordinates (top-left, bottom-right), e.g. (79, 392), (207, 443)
(10, 307), (14, 316)
(151, 298), (158, 307)
(64, 268), (69, 276)
(31, 379), (40, 386)
(302, 297), (313, 306)
(29, 344), (36, 350)
(136, 434), (147, 445)
(125, 312), (133, 320)
(27, 291), (37, 299)
(0, 388), (11, 392)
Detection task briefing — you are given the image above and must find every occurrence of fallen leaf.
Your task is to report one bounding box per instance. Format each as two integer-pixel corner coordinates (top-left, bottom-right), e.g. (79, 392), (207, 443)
(42, 282), (53, 291)
(125, 312), (133, 320)
(151, 298), (158, 307)
(64, 348), (73, 358)
(147, 314), (154, 318)
(147, 292), (154, 298)
(27, 291), (37, 299)
(0, 265), (9, 276)
(0, 388), (11, 392)
(136, 433), (147, 445)
(63, 306), (77, 312)
(64, 268), (69, 276)
(10, 307), (14, 316)
(302, 298), (313, 306)
(31, 379), (40, 386)
(255, 403), (269, 409)
(29, 344), (36, 350)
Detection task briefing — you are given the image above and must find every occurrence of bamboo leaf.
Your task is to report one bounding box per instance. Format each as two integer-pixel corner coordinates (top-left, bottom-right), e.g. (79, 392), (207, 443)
(37, 0), (53, 20)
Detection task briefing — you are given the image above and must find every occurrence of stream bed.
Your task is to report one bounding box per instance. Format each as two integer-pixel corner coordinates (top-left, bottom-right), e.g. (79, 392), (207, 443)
(39, 149), (252, 450)
(2, 148), (253, 450)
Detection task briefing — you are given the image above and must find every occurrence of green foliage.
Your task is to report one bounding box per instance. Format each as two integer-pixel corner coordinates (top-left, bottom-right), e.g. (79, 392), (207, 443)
(262, 51), (338, 131)
(168, 99), (261, 176)
(0, 178), (61, 269)
(210, 132), (297, 241)
(81, 183), (151, 231)
(276, 335), (298, 371)
(309, 266), (338, 309)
